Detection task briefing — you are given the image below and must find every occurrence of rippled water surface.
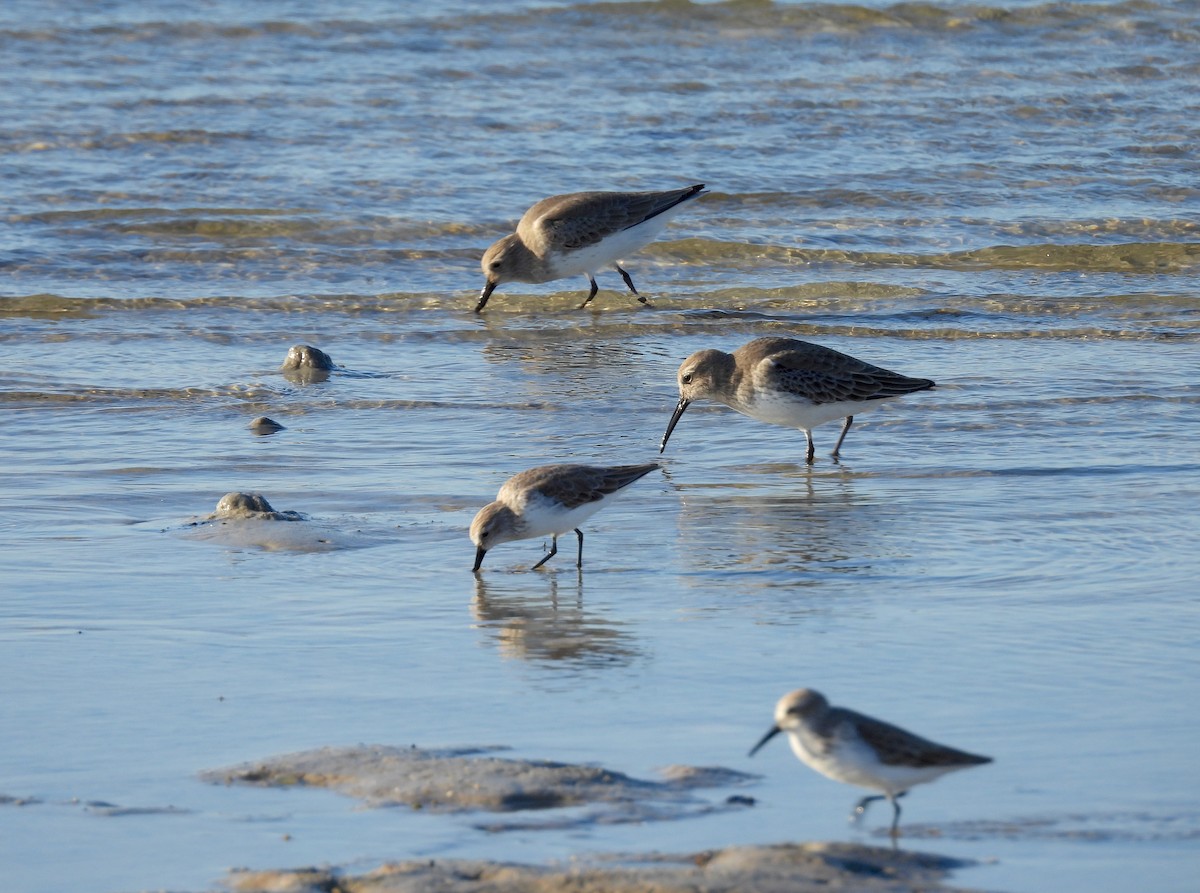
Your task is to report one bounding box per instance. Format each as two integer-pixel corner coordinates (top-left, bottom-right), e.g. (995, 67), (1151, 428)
(2, 2), (1198, 892)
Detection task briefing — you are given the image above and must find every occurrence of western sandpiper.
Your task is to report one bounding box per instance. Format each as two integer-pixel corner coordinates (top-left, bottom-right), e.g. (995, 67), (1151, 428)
(660, 337), (935, 464)
(749, 688), (991, 836)
(470, 463), (659, 571)
(475, 184), (706, 312)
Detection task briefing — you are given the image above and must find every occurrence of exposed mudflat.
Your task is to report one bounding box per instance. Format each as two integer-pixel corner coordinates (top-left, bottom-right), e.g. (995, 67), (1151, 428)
(226, 841), (978, 893)
(204, 746), (983, 892)
(202, 744), (756, 824)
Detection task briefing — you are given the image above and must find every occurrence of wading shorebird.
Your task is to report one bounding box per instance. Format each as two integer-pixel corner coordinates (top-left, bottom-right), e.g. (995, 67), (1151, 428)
(475, 184), (706, 312)
(470, 463), (659, 571)
(749, 688), (992, 836)
(660, 337), (935, 464)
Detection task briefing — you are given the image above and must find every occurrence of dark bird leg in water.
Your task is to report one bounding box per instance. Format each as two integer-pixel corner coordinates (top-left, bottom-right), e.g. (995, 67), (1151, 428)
(531, 535), (559, 570)
(616, 265), (650, 305)
(579, 276), (600, 309)
(851, 790), (907, 824)
(831, 415), (854, 460)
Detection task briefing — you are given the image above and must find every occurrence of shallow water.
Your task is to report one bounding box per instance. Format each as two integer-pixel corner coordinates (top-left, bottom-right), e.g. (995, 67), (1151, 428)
(2, 1), (1199, 891)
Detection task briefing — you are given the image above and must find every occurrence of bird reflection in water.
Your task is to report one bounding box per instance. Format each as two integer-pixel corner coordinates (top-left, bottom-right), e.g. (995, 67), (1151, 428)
(471, 573), (641, 669)
(672, 465), (874, 574)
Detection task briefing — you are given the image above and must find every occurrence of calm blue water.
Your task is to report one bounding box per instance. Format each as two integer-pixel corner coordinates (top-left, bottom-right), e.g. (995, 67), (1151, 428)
(2, 2), (1198, 891)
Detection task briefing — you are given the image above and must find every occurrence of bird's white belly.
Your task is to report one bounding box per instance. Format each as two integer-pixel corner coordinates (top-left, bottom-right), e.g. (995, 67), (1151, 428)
(546, 218), (672, 278)
(789, 733), (889, 791)
(789, 733), (958, 795)
(742, 393), (883, 431)
(518, 494), (608, 537)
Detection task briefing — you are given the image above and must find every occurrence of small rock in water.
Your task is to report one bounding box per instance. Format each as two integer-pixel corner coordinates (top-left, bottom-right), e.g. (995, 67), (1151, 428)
(281, 344), (335, 370)
(249, 416), (285, 435)
(216, 492), (276, 515)
(180, 493), (386, 552)
(211, 492), (306, 522)
(280, 344), (335, 382)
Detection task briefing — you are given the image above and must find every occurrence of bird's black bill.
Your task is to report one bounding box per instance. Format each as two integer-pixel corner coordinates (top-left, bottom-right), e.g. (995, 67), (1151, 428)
(472, 546), (487, 572)
(474, 280), (497, 313)
(748, 724), (781, 757)
(659, 397), (691, 453)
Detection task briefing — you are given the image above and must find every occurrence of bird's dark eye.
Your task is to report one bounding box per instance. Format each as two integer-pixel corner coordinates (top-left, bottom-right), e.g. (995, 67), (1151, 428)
(682, 373), (693, 384)
(489, 261), (502, 272)
(481, 530), (490, 539)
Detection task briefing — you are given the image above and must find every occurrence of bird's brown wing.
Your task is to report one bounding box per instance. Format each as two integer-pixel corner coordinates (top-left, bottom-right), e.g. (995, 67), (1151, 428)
(848, 710), (992, 768)
(519, 187), (703, 253)
(754, 340), (935, 405)
(503, 463), (659, 510)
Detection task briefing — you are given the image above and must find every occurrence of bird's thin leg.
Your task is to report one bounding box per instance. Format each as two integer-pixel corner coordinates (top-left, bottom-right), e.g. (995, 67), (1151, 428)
(851, 794), (886, 823)
(616, 265), (639, 295)
(578, 276), (600, 309)
(831, 415), (854, 460)
(531, 535), (558, 570)
(616, 265), (651, 306)
(804, 430), (816, 465)
(888, 793), (902, 838)
(573, 528), (584, 568)
(851, 790), (906, 824)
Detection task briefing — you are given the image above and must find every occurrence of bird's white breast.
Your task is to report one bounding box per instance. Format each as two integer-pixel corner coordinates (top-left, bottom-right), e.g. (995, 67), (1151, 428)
(788, 729), (893, 792)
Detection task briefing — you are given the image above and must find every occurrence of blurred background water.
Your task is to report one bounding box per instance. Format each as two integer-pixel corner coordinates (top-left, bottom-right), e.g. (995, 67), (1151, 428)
(1, 1), (1198, 891)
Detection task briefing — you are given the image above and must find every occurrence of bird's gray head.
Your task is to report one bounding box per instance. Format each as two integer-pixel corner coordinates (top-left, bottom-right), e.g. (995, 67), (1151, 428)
(749, 688), (830, 757)
(676, 348), (735, 403)
(775, 688), (830, 729)
(475, 235), (525, 312)
(469, 501), (523, 571)
(660, 348), (736, 453)
(480, 234), (522, 285)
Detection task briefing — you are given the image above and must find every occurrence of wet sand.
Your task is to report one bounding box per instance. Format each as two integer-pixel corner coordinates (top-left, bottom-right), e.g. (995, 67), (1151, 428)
(208, 746), (981, 893)
(203, 744), (756, 820)
(227, 841), (978, 893)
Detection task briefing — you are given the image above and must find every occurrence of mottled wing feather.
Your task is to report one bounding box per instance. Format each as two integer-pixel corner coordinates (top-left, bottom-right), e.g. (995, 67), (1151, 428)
(755, 342), (934, 405)
(519, 188), (701, 254)
(846, 710), (991, 768)
(503, 463), (658, 511)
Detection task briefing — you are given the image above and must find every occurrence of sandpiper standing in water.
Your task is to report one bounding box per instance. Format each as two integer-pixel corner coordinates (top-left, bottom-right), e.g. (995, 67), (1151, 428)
(749, 688), (992, 836)
(475, 184), (706, 312)
(470, 463), (659, 571)
(660, 337), (935, 464)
